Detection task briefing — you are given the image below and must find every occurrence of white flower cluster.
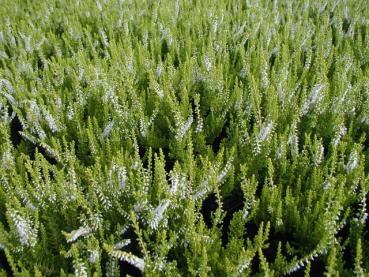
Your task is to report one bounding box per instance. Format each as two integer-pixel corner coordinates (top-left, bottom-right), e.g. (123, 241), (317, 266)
(116, 165), (127, 189)
(159, 23), (173, 47)
(286, 247), (325, 274)
(149, 200), (170, 230)
(8, 209), (38, 247)
(193, 180), (210, 201)
(242, 197), (255, 220)
(86, 211), (103, 231)
(169, 171), (187, 199)
(66, 105), (75, 120)
(156, 64), (163, 78)
(0, 102), (15, 125)
(21, 101), (60, 138)
(314, 144), (325, 166)
(2, 148), (14, 170)
(353, 191), (368, 225)
(260, 63), (269, 89)
(332, 123), (346, 146)
(108, 248), (145, 272)
(73, 259), (88, 277)
(0, 78), (16, 94)
(139, 109), (158, 137)
(113, 239), (131, 250)
(288, 122), (299, 157)
(101, 86), (118, 105)
(236, 249), (253, 274)
(346, 150), (358, 173)
(95, 187), (112, 209)
(239, 66), (248, 79)
(322, 178), (333, 190)
(102, 119), (114, 139)
(66, 226), (92, 243)
(276, 143), (285, 160)
(217, 157), (234, 183)
(175, 114), (193, 141)
(152, 81), (164, 99)
(99, 29), (109, 47)
(20, 33), (32, 52)
(302, 84), (325, 115)
(43, 108), (59, 133)
(89, 250), (99, 264)
(257, 122), (274, 143)
(194, 99), (203, 133)
(66, 167), (78, 201)
(287, 260), (306, 274)
(254, 121), (274, 154)
(26, 100), (46, 139)
(204, 55), (212, 72)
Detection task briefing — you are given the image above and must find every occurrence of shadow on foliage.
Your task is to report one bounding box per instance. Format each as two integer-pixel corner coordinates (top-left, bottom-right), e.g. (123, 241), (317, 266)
(0, 250), (12, 276)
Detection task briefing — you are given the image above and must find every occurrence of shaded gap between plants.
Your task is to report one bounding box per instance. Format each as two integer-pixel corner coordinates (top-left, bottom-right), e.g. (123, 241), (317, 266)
(0, 250), (12, 277)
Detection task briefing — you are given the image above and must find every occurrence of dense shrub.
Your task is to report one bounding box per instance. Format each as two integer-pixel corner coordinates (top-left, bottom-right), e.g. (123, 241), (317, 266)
(0, 0), (368, 276)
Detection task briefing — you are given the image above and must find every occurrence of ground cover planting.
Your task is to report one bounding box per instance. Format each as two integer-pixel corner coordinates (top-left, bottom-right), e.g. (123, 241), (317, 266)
(0, 0), (369, 276)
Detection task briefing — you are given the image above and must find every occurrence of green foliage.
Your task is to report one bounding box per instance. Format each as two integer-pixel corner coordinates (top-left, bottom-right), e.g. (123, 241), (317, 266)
(0, 0), (369, 276)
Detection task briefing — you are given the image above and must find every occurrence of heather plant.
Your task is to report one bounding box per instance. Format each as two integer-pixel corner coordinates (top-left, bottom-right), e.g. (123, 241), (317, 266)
(0, 0), (369, 276)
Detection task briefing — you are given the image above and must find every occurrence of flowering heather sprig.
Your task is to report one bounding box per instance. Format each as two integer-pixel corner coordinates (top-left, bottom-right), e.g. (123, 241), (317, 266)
(65, 226), (92, 243)
(73, 259), (88, 277)
(286, 246), (327, 275)
(0, 90), (16, 106)
(38, 141), (61, 161)
(237, 258), (251, 274)
(113, 239), (131, 250)
(101, 86), (118, 104)
(116, 165), (127, 189)
(169, 172), (180, 194)
(66, 105), (75, 120)
(175, 114), (193, 141)
(217, 157), (234, 183)
(156, 64), (163, 78)
(239, 66), (248, 79)
(204, 55), (212, 72)
(0, 78), (15, 94)
(140, 109), (158, 137)
(99, 29), (109, 47)
(28, 100), (41, 119)
(254, 122), (274, 154)
(102, 119), (114, 139)
(169, 171), (186, 199)
(20, 33), (32, 52)
(104, 244), (145, 272)
(153, 81), (164, 99)
(242, 196), (255, 220)
(89, 250), (99, 264)
(332, 124), (347, 146)
(8, 209), (38, 247)
(288, 122), (299, 157)
(322, 179), (333, 190)
(2, 148), (14, 170)
(353, 191), (368, 225)
(314, 144), (325, 166)
(346, 150), (359, 173)
(193, 181), (210, 201)
(260, 62), (269, 89)
(43, 109), (59, 133)
(302, 84), (325, 115)
(257, 122), (274, 143)
(149, 200), (171, 230)
(194, 97), (203, 133)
